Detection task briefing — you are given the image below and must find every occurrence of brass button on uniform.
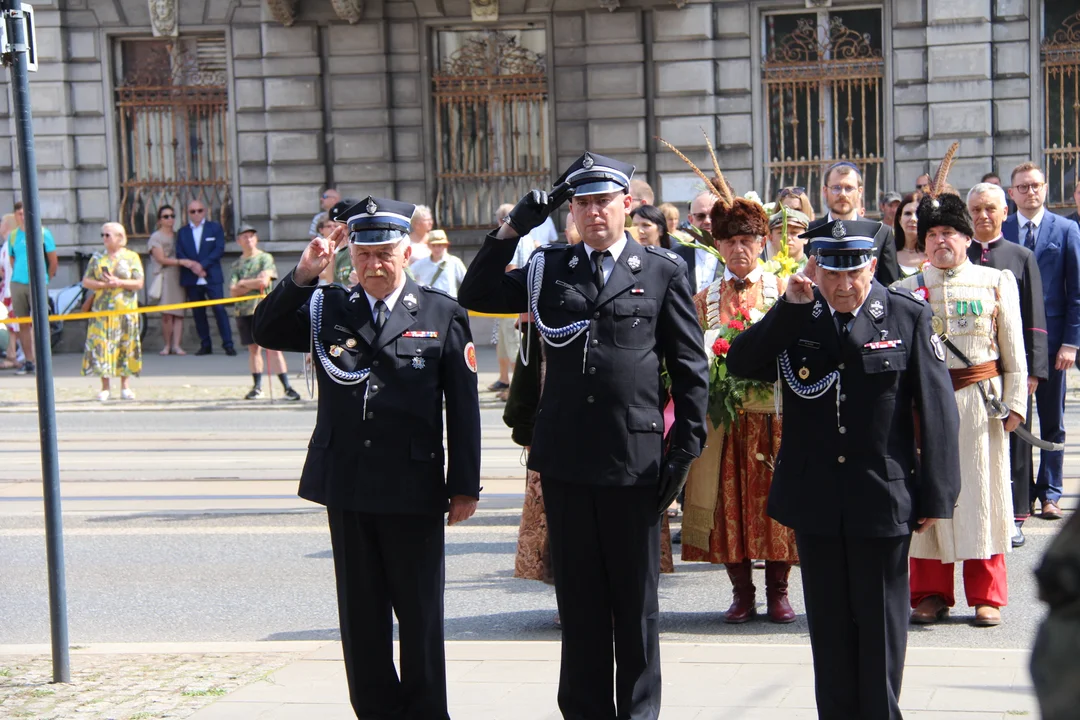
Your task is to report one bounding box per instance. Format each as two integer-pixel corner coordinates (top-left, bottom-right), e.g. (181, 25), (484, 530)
(838, 363), (846, 370)
(837, 455), (846, 464)
(593, 312), (600, 319)
(839, 394), (847, 402)
(363, 440), (372, 448)
(650, 422), (657, 430)
(586, 396), (595, 404)
(588, 367), (596, 375)
(590, 339), (599, 347)
(839, 426), (847, 434)
(883, 360), (891, 368)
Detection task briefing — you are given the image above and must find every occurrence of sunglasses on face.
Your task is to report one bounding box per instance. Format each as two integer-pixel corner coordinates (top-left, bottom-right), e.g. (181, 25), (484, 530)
(189, 208), (205, 214)
(779, 187), (806, 197)
(160, 213), (174, 219)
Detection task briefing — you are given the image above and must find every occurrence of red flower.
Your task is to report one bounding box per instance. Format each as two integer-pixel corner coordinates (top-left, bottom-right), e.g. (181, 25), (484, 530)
(727, 319), (746, 332)
(712, 338), (731, 356)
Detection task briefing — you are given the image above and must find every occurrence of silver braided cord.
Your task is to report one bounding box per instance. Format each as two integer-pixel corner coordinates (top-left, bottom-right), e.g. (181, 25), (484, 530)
(520, 250), (591, 366)
(309, 288), (371, 386)
(778, 350), (843, 426)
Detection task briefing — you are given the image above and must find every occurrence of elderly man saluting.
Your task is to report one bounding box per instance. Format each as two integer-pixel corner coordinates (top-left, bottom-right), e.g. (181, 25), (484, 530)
(252, 197), (481, 720)
(459, 152), (708, 720)
(896, 192), (1028, 627)
(726, 218), (961, 720)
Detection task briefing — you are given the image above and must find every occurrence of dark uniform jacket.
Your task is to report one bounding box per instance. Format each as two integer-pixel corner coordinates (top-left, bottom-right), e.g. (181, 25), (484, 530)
(459, 232), (709, 486)
(252, 272), (481, 515)
(726, 281), (962, 537)
(807, 215), (900, 286)
(967, 237), (1050, 381)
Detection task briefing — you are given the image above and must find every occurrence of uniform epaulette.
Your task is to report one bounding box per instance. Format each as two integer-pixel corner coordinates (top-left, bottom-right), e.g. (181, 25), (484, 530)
(645, 245), (684, 265)
(418, 284), (454, 301)
(888, 285), (926, 305)
(321, 282), (348, 295)
(536, 242), (571, 252)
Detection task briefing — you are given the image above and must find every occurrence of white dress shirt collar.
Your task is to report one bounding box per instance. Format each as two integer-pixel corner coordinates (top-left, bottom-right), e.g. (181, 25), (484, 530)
(583, 234), (628, 266)
(723, 264), (763, 285)
(1020, 207), (1046, 229)
(365, 278), (408, 315)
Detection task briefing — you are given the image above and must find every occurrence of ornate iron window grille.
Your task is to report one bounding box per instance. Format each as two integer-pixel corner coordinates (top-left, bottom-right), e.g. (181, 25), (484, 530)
(432, 30), (550, 230)
(762, 16), (884, 212)
(115, 38), (232, 238)
(1042, 10), (1080, 210)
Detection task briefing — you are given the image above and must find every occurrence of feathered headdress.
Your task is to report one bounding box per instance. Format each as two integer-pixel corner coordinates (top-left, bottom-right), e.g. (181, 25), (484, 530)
(917, 141), (973, 243)
(657, 129), (768, 242)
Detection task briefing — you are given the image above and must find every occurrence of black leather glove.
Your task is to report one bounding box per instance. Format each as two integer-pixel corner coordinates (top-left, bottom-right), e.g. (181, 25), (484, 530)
(504, 182), (574, 236)
(658, 448), (695, 514)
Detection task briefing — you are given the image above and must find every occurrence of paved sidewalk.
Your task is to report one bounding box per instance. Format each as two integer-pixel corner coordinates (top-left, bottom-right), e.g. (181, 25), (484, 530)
(0, 344), (508, 412)
(182, 641), (1037, 720)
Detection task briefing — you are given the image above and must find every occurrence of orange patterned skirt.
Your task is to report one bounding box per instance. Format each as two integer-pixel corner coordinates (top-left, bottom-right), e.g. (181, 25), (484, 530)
(681, 412), (798, 565)
(514, 470), (675, 581)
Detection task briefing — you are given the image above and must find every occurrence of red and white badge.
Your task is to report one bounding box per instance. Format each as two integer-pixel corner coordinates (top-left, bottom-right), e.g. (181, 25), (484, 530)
(464, 342), (478, 373)
(913, 286), (930, 301)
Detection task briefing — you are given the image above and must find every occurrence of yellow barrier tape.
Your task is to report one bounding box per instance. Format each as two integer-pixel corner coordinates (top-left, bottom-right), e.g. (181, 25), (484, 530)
(4, 295), (251, 325)
(3, 294), (520, 325)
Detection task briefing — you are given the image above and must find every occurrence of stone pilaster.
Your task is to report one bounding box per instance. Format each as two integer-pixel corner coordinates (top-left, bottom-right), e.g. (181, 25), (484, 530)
(991, 0), (1034, 181)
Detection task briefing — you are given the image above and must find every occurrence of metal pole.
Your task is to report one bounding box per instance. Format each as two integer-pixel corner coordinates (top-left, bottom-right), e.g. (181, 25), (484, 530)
(2, 0), (70, 682)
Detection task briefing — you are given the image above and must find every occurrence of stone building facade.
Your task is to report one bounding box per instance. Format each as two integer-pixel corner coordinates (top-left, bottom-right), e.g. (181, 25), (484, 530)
(1, 0), (1076, 283)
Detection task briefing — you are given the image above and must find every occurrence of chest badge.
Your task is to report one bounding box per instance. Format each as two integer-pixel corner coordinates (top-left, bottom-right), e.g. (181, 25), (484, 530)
(329, 345), (343, 358)
(931, 315), (945, 335)
(812, 300), (824, 319)
(348, 292), (360, 303)
(627, 255), (641, 272)
(798, 366), (810, 380)
(412, 356), (426, 370)
(667, 251), (678, 260)
(403, 293), (418, 309)
(568, 255), (579, 270)
(868, 299), (884, 319)
(345, 338), (357, 349)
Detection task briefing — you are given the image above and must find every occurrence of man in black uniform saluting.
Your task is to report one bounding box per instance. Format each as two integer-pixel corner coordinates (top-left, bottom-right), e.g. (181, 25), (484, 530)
(726, 219), (962, 720)
(252, 197), (481, 720)
(459, 153), (708, 720)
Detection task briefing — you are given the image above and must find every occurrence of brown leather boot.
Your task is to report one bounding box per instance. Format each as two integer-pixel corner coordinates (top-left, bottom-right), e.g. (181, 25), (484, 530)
(765, 561), (796, 623)
(724, 561), (756, 623)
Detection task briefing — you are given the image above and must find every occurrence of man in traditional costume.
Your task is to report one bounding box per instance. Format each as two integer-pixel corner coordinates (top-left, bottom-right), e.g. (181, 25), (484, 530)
(895, 192), (1027, 627)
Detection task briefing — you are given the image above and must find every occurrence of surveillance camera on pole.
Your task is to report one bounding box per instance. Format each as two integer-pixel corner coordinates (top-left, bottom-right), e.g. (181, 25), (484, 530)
(2, 1), (70, 684)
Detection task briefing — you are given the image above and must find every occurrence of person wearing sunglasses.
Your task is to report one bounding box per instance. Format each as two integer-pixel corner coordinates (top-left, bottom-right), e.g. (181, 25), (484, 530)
(1003, 161), (1080, 522)
(775, 186), (816, 221)
(146, 205), (192, 355)
(804, 161), (900, 286)
(176, 200), (236, 355)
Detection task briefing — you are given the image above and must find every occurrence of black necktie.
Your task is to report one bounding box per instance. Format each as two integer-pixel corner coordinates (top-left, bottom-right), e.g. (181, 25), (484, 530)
(591, 250), (610, 291)
(836, 311), (854, 339)
(373, 300), (387, 332)
(1025, 222), (1036, 251)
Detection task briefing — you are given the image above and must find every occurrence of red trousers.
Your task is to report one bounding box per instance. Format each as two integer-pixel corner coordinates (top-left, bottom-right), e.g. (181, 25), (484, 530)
(909, 554), (1008, 608)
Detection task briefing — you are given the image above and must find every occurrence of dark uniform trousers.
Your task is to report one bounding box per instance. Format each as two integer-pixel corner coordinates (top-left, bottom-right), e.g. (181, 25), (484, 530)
(726, 281), (961, 720)
(796, 532), (911, 720)
(459, 232), (709, 720)
(252, 272), (482, 720)
(1011, 394), (1035, 517)
(327, 508), (448, 720)
(542, 479), (661, 720)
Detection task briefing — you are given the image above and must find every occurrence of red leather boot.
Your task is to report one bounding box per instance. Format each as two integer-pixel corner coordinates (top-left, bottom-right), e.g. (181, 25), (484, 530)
(765, 561), (796, 623)
(724, 561), (756, 623)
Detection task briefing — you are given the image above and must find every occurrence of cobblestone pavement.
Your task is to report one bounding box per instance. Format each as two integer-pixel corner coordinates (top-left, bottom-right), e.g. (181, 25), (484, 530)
(0, 652), (298, 720)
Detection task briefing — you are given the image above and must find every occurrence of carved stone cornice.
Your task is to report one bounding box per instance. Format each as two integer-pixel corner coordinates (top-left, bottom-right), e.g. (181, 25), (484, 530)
(148, 0), (177, 37)
(266, 0), (298, 26)
(331, 0), (364, 23)
(599, 0), (619, 11)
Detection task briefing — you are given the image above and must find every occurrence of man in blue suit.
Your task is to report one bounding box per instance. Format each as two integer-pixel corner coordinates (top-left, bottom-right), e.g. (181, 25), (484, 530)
(176, 199), (236, 355)
(1003, 162), (1080, 520)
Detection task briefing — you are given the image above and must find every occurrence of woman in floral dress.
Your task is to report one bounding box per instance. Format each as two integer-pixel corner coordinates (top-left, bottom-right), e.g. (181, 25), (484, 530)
(680, 193), (800, 624)
(81, 222), (144, 401)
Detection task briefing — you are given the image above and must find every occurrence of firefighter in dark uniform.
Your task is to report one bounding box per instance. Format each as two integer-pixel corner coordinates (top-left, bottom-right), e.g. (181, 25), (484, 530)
(726, 219), (962, 720)
(252, 197), (481, 720)
(458, 152), (709, 720)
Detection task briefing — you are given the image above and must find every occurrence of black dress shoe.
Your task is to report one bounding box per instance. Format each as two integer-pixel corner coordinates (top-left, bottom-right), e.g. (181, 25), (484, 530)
(671, 529), (681, 545)
(224, 347), (238, 357)
(195, 347), (212, 356)
(1012, 521), (1025, 549)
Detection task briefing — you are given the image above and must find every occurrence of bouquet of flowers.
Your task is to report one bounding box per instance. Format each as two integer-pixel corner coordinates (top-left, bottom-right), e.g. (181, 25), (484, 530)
(760, 203), (802, 279)
(704, 308), (776, 430)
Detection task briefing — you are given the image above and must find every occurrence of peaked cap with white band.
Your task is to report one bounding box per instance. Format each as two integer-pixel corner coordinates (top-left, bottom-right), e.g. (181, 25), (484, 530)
(801, 219), (879, 271)
(344, 196), (416, 245)
(554, 152), (635, 197)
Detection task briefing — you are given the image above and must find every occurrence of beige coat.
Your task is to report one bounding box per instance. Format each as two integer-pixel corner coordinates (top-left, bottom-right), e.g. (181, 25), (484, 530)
(896, 262), (1026, 562)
